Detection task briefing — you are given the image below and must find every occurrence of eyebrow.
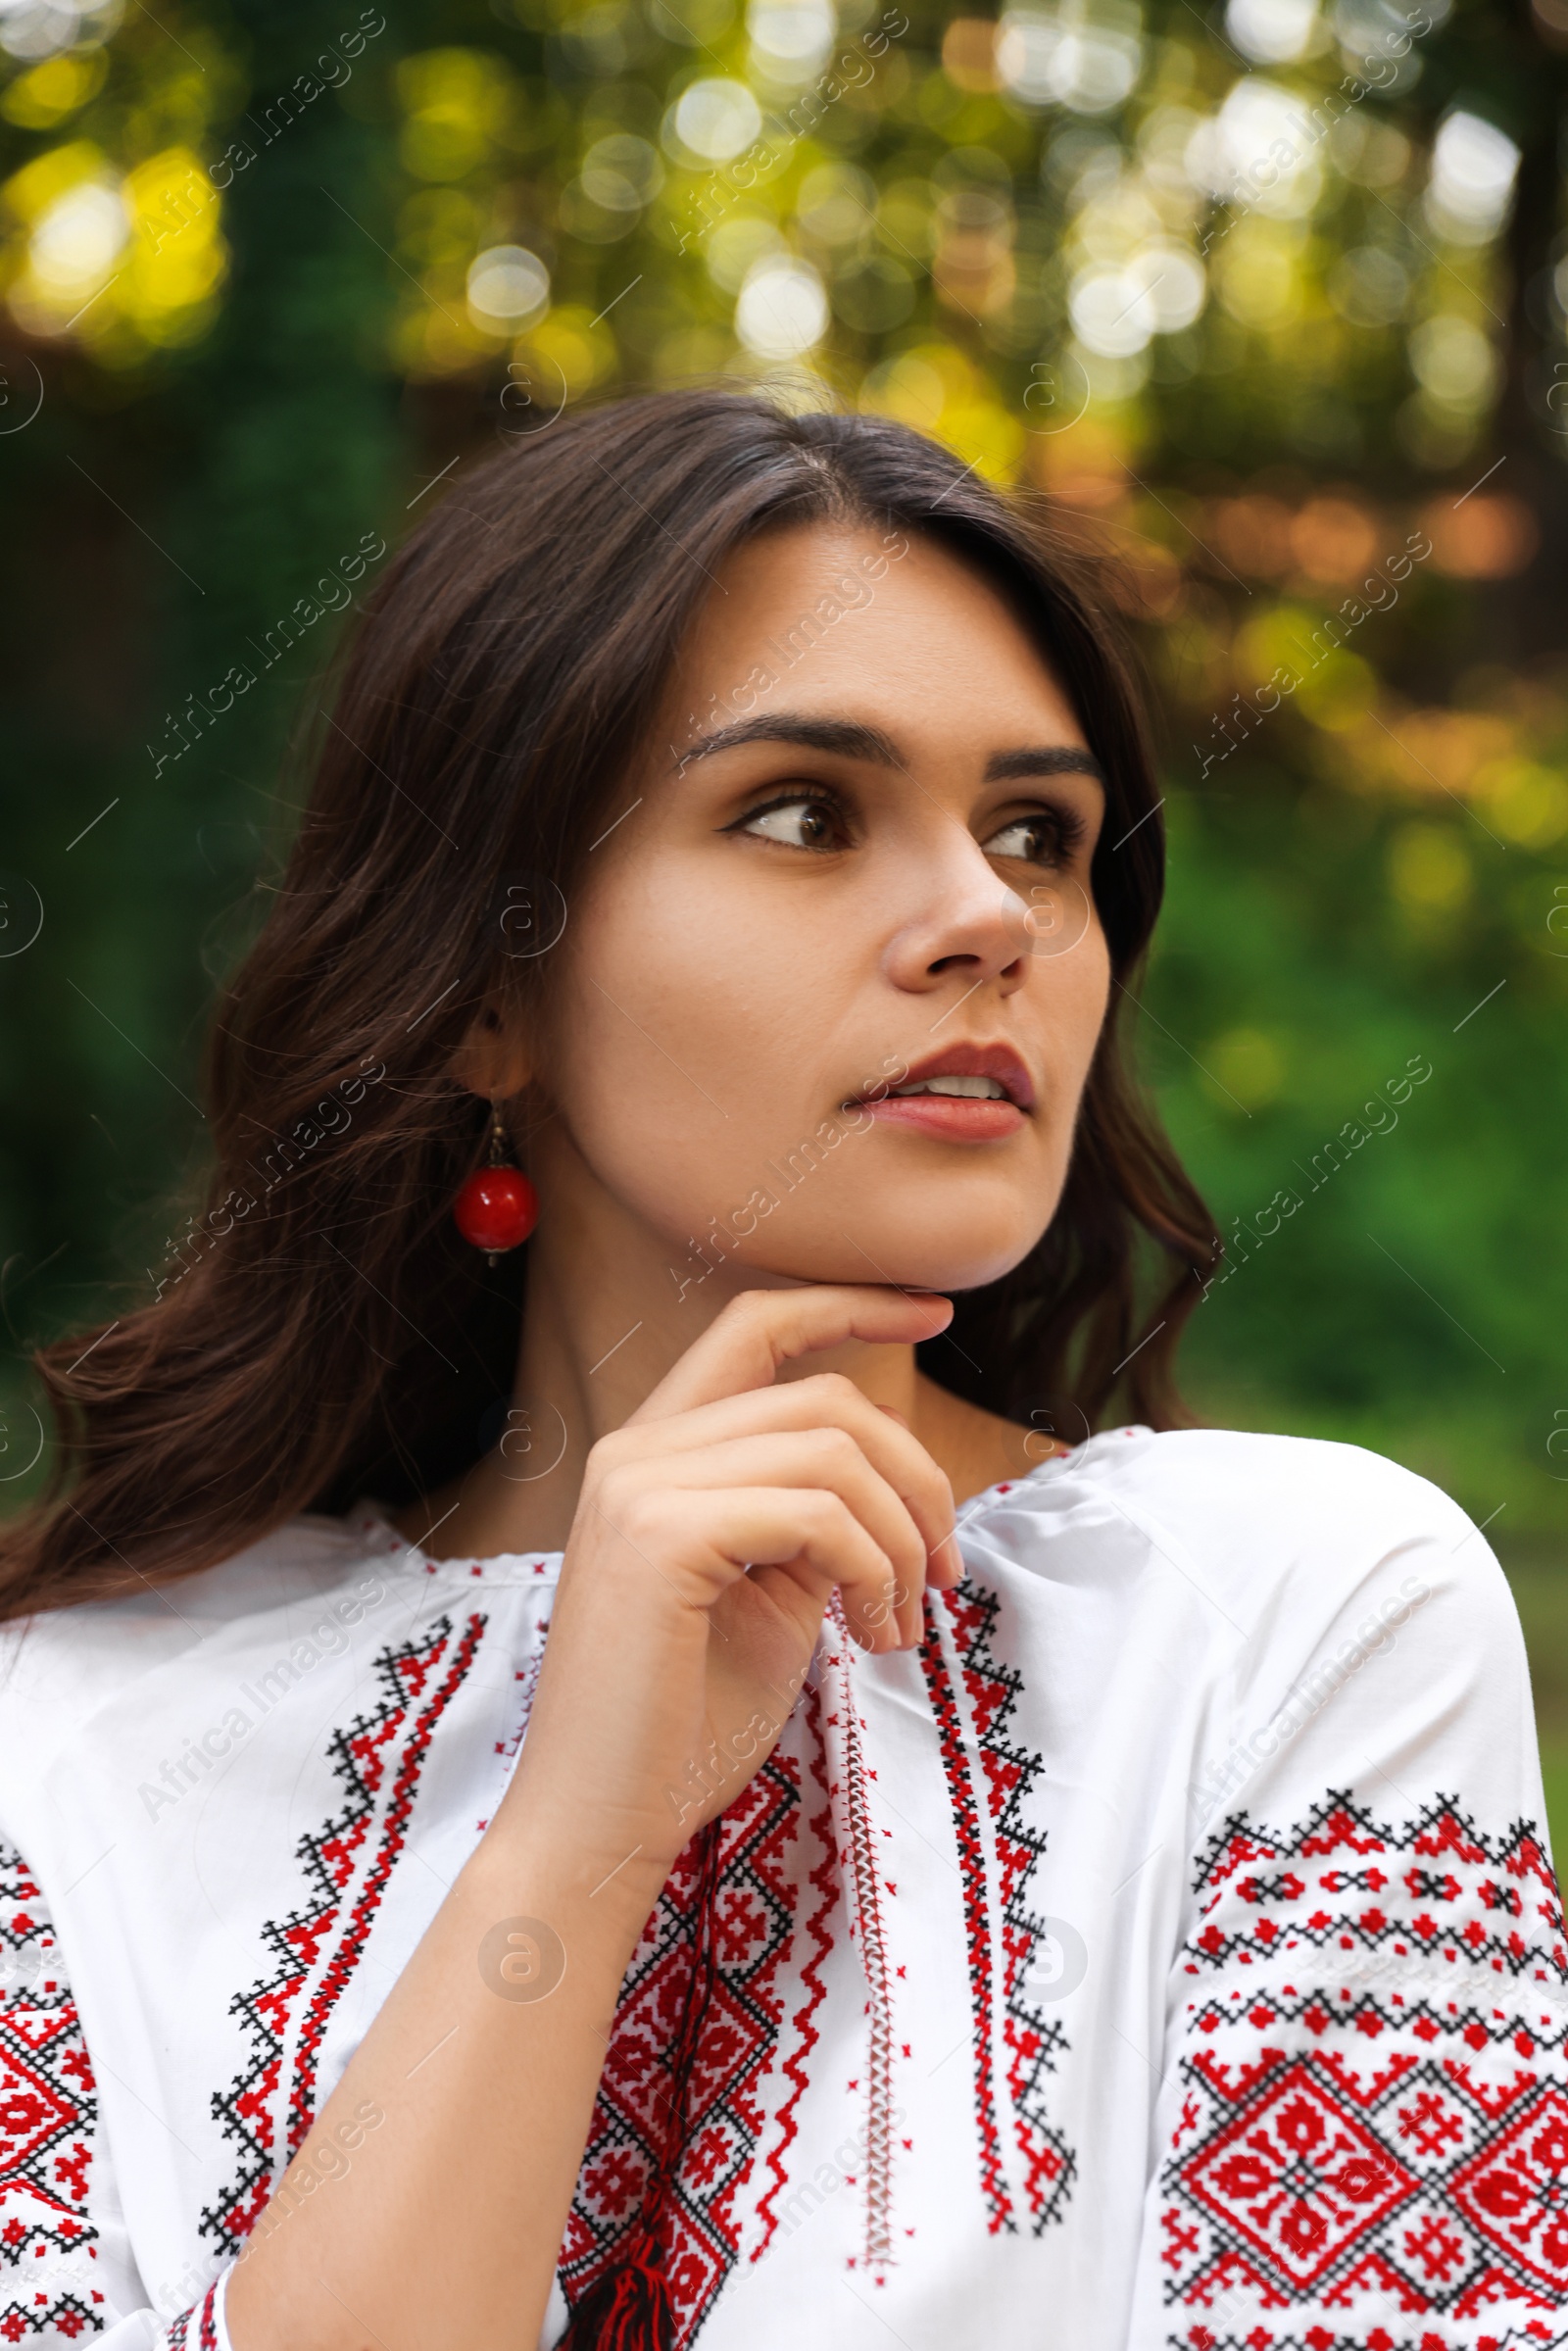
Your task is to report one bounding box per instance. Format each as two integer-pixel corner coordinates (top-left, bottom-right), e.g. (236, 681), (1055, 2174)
(672, 711), (1106, 786)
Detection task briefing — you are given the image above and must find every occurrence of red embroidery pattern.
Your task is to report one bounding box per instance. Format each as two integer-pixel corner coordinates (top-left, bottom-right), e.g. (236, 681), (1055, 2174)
(0, 1840), (104, 2343)
(821, 1617), (898, 2275)
(1171, 2328), (1567, 2348)
(200, 1613), (487, 2254)
(922, 1581), (1075, 2234)
(159, 2279), (220, 2350)
(561, 1755), (802, 2347)
(755, 1681), (836, 2260)
(918, 1596), (1010, 2232)
(1161, 1790), (1568, 2333)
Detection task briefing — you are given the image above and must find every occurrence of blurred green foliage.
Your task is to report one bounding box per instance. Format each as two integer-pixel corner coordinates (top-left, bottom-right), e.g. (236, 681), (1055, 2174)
(0, 0), (1563, 1777)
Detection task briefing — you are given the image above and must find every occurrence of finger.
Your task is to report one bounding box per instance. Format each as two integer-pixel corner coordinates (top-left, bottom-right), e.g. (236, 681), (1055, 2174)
(606, 1485), (904, 1656)
(598, 1373), (959, 1592)
(745, 1490), (903, 1657)
(614, 1430), (928, 1636)
(862, 1397), (955, 1629)
(627, 1285), (953, 1424)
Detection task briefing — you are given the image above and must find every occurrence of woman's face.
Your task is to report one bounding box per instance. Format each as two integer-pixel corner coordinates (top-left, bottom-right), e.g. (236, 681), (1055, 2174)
(531, 519), (1111, 1295)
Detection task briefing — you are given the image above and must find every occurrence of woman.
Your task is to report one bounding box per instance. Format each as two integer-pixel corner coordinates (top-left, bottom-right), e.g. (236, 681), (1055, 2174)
(1, 393), (1561, 2351)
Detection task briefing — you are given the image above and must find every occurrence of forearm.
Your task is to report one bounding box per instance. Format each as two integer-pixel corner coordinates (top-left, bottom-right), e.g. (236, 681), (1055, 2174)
(223, 1814), (662, 2351)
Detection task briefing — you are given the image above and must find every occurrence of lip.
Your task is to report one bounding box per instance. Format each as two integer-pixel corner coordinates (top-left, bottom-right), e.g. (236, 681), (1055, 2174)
(848, 1040), (1035, 1144)
(878, 1041), (1036, 1112)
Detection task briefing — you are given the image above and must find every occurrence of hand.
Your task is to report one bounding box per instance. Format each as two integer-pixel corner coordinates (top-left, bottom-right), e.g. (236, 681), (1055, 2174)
(498, 1285), (962, 1894)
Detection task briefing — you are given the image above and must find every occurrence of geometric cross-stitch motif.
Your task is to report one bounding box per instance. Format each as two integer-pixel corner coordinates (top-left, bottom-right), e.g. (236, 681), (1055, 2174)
(1160, 1788), (1568, 2336)
(919, 1572), (1076, 2236)
(199, 1612), (488, 2254)
(0, 1838), (105, 2342)
(753, 1680), (837, 2263)
(160, 2279), (220, 2348)
(560, 1752), (806, 2348)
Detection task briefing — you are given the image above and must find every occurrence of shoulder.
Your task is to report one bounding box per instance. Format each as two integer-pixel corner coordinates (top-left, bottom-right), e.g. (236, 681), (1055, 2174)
(962, 1420), (1473, 1550)
(958, 1428), (1535, 1829)
(0, 1504), (407, 1785)
(1079, 1422), (1470, 1552)
(959, 1423), (1509, 1652)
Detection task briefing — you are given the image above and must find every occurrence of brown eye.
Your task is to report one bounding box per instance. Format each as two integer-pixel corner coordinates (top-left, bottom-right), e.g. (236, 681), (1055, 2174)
(983, 811), (1080, 866)
(738, 797), (842, 850)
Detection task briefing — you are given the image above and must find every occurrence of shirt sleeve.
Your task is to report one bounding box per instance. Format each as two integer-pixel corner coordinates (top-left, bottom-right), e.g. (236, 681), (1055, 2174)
(1, 1835), (236, 2350)
(1128, 1482), (1568, 2347)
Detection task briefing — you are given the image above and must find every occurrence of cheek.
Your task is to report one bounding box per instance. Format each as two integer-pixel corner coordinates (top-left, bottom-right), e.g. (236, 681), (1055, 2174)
(1026, 921), (1111, 1102)
(542, 862), (845, 1221)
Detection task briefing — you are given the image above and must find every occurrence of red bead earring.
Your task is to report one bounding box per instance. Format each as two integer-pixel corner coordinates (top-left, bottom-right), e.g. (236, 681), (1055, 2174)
(453, 1102), (538, 1263)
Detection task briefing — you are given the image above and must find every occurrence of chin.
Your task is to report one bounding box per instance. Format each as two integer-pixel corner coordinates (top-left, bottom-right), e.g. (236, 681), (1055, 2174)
(744, 1214), (1046, 1298)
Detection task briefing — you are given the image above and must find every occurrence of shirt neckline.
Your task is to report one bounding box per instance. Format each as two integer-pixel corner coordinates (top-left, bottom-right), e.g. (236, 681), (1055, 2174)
(953, 1422), (1150, 1524)
(351, 1498), (564, 1582)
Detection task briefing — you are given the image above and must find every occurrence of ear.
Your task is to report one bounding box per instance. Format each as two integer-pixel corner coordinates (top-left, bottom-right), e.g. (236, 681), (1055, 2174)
(447, 1000), (534, 1101)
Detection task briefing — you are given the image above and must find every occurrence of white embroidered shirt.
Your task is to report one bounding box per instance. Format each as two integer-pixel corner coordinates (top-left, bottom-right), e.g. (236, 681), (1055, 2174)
(1, 1427), (1564, 2350)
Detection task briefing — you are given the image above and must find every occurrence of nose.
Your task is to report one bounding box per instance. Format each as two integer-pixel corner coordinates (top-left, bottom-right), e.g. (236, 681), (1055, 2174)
(879, 827), (1033, 1002)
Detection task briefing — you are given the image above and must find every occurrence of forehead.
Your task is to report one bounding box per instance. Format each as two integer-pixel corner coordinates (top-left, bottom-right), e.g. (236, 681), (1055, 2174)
(664, 519), (1087, 741)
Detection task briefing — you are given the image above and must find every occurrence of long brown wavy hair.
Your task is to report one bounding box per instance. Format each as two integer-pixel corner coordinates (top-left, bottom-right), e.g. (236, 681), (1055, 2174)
(0, 388), (1219, 1621)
